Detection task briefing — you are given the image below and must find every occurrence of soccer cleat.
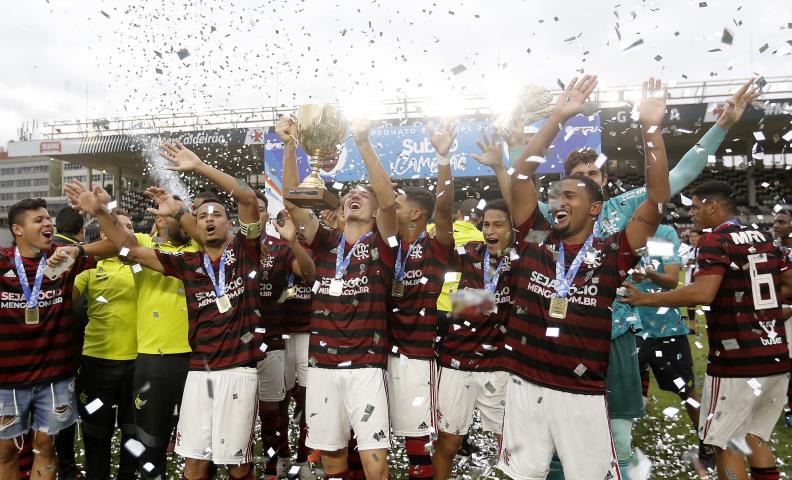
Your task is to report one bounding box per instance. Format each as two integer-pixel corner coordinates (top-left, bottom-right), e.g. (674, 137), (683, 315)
(698, 440), (716, 470)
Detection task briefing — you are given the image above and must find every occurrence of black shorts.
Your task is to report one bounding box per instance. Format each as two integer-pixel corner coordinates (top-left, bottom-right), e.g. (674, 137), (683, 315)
(637, 334), (695, 396)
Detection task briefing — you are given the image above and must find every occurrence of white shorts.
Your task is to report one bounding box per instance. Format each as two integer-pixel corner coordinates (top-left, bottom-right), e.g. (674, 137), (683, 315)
(387, 355), (438, 437)
(257, 350), (286, 402)
(436, 367), (507, 435)
(285, 333), (310, 390)
(305, 367), (391, 452)
(175, 367), (258, 465)
(699, 373), (789, 449)
(497, 376), (620, 480)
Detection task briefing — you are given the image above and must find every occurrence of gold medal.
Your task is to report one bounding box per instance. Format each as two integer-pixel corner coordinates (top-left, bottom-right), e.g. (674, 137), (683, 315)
(391, 281), (405, 298)
(25, 307), (40, 325)
(216, 294), (232, 313)
(548, 296), (568, 319)
(286, 287), (297, 300)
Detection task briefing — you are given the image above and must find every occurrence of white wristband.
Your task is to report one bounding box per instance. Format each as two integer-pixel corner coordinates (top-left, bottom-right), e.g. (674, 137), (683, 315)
(436, 154), (450, 166)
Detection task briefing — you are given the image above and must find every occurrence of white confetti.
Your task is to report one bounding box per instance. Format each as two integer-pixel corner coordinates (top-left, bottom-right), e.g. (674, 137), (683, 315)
(646, 238), (675, 257)
(124, 439), (146, 458)
(387, 236), (398, 248)
(662, 406), (680, 417)
(119, 247), (130, 257)
(679, 194), (693, 206)
(95, 295), (108, 304)
(85, 398), (104, 414)
(131, 264), (143, 273)
(753, 131), (765, 141)
(546, 327), (560, 337)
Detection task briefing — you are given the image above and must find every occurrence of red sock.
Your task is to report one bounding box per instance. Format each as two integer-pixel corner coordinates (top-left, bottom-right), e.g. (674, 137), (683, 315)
(751, 466), (780, 480)
(405, 436), (433, 479)
(277, 396), (291, 458)
(294, 385), (311, 463)
(347, 437), (365, 480)
(260, 404), (284, 475)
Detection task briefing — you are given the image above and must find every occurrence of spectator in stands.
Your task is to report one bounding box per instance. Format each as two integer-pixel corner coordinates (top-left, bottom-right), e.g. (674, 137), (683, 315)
(54, 207), (84, 245)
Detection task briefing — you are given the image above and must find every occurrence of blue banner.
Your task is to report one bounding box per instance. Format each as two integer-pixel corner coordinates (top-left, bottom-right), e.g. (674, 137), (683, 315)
(257, 115), (601, 186)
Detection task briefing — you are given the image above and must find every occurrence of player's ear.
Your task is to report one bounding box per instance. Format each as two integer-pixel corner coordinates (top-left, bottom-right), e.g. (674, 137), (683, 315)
(589, 200), (604, 218)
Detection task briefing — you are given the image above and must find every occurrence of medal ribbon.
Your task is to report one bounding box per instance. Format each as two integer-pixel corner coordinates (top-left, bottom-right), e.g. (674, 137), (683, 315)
(555, 234), (595, 298)
(394, 232), (426, 282)
(335, 231), (373, 279)
(203, 249), (228, 298)
(482, 249), (507, 294)
(14, 248), (46, 309)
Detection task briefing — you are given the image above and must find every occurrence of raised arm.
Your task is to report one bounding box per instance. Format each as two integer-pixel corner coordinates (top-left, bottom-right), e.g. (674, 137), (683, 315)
(274, 209), (316, 283)
(511, 75), (598, 226)
(350, 119), (398, 239)
(471, 131), (511, 212)
(428, 120), (457, 247)
(278, 115), (320, 245)
(669, 78), (760, 195)
(160, 142), (259, 225)
(143, 186), (202, 246)
(64, 181), (165, 273)
(625, 78), (670, 251)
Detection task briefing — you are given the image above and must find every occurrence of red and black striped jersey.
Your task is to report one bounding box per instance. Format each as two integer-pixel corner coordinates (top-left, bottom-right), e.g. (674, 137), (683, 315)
(438, 242), (515, 371)
(695, 221), (790, 377)
(258, 235), (295, 351)
(501, 212), (638, 395)
(0, 246), (93, 388)
(283, 243), (315, 334)
(308, 225), (396, 369)
(156, 233), (266, 371)
(384, 233), (452, 359)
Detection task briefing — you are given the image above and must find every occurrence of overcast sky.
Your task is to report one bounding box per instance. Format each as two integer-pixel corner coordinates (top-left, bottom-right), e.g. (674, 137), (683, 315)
(1, 0), (790, 146)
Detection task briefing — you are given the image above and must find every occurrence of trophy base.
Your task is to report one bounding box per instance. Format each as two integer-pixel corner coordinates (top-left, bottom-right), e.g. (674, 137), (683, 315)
(284, 187), (340, 211)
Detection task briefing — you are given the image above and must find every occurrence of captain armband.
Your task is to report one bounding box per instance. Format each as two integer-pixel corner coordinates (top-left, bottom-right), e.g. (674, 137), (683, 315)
(239, 220), (262, 239)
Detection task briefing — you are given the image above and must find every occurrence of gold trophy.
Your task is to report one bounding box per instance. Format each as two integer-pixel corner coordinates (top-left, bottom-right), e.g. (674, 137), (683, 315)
(283, 104), (345, 210)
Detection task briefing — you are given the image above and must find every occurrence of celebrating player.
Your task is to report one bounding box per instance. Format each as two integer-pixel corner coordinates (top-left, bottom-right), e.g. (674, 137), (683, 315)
(621, 181), (792, 480)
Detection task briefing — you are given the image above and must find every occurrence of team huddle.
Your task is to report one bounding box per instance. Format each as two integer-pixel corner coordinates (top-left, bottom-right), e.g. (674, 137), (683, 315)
(1, 75), (790, 480)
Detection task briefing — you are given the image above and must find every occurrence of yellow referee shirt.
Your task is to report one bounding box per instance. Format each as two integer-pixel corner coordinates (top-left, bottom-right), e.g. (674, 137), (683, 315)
(133, 233), (200, 355)
(432, 220), (484, 312)
(75, 258), (138, 360)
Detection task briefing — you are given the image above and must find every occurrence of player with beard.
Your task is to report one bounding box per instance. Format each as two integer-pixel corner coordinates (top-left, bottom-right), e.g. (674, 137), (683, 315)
(432, 197), (515, 479)
(0, 198), (116, 480)
(621, 181), (791, 480)
(480, 77), (760, 477)
(281, 117), (398, 480)
(252, 190), (316, 479)
(65, 141), (267, 480)
(496, 75), (670, 479)
(381, 121), (456, 480)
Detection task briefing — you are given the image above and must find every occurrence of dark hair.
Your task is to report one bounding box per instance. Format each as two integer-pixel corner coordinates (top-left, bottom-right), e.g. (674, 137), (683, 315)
(55, 207), (84, 236)
(193, 191), (217, 201)
(402, 186), (435, 221)
(482, 198), (510, 219)
(8, 198), (48, 233)
(691, 181), (736, 213)
(254, 189), (269, 209)
(455, 197), (482, 220)
(84, 223), (102, 243)
(563, 148), (601, 176)
(563, 174), (605, 203)
(688, 228), (703, 235)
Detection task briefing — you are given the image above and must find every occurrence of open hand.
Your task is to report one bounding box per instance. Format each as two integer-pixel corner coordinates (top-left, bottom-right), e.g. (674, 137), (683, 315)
(638, 77), (668, 127)
(47, 246), (79, 268)
(63, 181), (107, 217)
(144, 187), (181, 217)
(160, 142), (204, 172)
(552, 75), (599, 120)
(717, 78), (761, 128)
(427, 120), (458, 157)
(471, 132), (504, 169)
